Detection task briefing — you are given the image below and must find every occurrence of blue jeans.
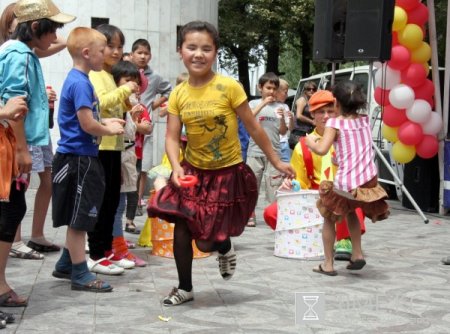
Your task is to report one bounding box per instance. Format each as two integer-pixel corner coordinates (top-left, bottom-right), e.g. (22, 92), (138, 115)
(280, 141), (291, 163)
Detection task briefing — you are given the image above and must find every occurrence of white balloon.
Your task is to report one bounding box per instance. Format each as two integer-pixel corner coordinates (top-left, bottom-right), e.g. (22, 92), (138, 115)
(375, 66), (401, 89)
(422, 111), (443, 135)
(406, 99), (432, 124)
(389, 84), (415, 109)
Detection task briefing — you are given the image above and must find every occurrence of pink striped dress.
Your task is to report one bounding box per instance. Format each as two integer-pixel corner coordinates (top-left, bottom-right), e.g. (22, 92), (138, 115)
(326, 116), (377, 192)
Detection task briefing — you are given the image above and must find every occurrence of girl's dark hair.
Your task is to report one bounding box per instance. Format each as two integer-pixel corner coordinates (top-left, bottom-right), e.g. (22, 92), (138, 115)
(111, 61), (140, 85)
(95, 24), (124, 45)
(178, 21), (219, 49)
(10, 19), (63, 42)
(332, 80), (367, 115)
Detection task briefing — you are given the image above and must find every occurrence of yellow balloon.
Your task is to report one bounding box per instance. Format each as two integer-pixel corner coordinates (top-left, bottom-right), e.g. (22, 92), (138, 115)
(393, 6), (408, 32)
(392, 141), (416, 164)
(398, 24), (424, 50)
(382, 124), (399, 143)
(411, 42), (431, 63)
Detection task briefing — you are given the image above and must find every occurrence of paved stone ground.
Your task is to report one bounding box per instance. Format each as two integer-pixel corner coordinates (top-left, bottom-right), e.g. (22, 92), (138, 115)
(2, 189), (450, 333)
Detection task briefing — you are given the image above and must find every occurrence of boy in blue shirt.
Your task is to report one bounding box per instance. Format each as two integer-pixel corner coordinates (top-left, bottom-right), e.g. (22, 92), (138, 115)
(51, 27), (125, 292)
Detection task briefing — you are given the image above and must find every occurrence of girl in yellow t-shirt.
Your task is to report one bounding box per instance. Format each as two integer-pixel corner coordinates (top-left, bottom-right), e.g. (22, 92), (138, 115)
(147, 21), (294, 306)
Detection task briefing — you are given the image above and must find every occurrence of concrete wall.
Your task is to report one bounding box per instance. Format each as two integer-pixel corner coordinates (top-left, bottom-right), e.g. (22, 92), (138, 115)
(0, 0), (219, 167)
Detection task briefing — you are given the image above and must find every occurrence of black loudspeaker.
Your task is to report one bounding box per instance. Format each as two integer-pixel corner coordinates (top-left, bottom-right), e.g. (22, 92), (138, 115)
(402, 156), (439, 213)
(344, 0), (395, 61)
(313, 0), (347, 62)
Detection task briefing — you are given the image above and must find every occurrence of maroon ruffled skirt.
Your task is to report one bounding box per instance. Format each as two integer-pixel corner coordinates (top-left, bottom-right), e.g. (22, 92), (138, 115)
(147, 161), (258, 242)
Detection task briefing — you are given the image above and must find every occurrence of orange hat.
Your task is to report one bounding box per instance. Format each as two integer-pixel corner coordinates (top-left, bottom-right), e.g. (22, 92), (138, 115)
(308, 90), (335, 112)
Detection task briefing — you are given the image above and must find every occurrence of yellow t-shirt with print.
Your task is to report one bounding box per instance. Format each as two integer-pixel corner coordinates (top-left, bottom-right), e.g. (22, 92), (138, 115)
(168, 74), (247, 170)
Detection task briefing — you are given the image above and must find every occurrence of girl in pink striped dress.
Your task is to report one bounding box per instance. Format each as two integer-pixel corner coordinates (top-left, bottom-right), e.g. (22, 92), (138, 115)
(305, 81), (389, 276)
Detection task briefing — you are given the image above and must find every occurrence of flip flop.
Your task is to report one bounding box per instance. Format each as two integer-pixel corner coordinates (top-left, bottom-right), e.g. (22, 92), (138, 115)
(312, 264), (337, 276)
(0, 290), (28, 307)
(346, 259), (366, 270)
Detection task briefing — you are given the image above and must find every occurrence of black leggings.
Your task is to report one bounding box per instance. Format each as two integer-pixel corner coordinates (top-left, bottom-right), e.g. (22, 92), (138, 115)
(88, 150), (121, 259)
(0, 181), (27, 243)
(174, 219), (231, 291)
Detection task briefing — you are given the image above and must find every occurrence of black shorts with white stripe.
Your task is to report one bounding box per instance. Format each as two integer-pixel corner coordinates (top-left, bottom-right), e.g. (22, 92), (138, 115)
(52, 152), (105, 232)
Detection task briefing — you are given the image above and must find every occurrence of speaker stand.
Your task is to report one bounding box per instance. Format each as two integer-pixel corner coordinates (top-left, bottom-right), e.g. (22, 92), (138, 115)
(367, 62), (429, 223)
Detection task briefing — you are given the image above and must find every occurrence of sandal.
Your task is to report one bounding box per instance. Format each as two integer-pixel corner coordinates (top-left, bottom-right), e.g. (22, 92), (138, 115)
(71, 279), (113, 293)
(125, 222), (140, 234)
(9, 247), (44, 260)
(0, 310), (15, 323)
(27, 240), (60, 253)
(0, 289), (28, 307)
(246, 217), (256, 227)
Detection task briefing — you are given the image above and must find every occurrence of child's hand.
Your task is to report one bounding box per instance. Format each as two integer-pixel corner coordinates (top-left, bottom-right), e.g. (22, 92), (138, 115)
(46, 87), (57, 102)
(130, 104), (143, 121)
(275, 107), (284, 119)
(274, 161), (295, 179)
(125, 81), (139, 94)
(263, 96), (275, 106)
(103, 118), (125, 135)
(279, 178), (294, 190)
(171, 166), (185, 188)
(3, 96), (28, 120)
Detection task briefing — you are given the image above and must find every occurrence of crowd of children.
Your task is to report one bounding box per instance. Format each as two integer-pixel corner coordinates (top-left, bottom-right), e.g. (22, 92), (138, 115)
(0, 0), (391, 323)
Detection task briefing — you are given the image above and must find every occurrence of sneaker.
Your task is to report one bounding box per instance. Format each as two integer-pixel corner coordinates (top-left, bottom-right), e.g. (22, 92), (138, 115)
(334, 238), (352, 261)
(217, 243), (236, 280)
(106, 252), (135, 269)
(87, 257), (125, 275)
(163, 287), (194, 306)
(125, 252), (147, 267)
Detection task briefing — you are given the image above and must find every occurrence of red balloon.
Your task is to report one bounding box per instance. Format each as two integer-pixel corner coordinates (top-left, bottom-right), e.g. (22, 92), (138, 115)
(388, 45), (411, 70)
(374, 87), (390, 106)
(414, 79), (435, 107)
(407, 3), (429, 26)
(398, 121), (424, 145)
(416, 135), (439, 159)
(392, 31), (399, 46)
(382, 105), (408, 127)
(396, 0), (421, 11)
(401, 63), (427, 88)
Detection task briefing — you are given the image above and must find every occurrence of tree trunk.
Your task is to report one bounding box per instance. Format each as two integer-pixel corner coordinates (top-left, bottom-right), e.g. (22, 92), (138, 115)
(237, 58), (251, 97)
(300, 32), (311, 78)
(266, 31), (281, 75)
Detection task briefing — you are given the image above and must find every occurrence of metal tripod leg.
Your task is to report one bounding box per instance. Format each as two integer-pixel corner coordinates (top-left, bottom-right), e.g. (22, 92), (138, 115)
(373, 143), (429, 224)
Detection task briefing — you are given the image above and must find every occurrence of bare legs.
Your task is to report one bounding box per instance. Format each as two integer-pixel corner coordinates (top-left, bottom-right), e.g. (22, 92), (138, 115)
(31, 168), (52, 241)
(318, 211), (364, 273)
(0, 241), (12, 295)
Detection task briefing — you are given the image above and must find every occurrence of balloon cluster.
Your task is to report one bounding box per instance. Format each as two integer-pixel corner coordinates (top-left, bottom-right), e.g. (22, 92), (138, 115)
(374, 0), (442, 164)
